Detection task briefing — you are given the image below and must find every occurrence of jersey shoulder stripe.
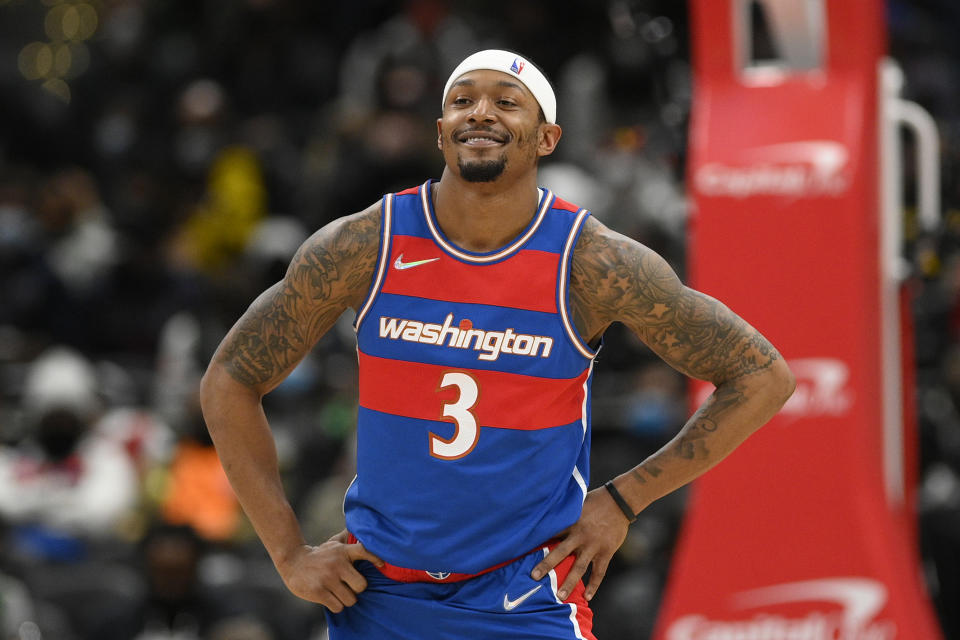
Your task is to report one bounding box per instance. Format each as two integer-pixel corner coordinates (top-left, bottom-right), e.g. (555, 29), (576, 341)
(558, 208), (596, 359)
(354, 193), (394, 331)
(551, 196), (581, 213)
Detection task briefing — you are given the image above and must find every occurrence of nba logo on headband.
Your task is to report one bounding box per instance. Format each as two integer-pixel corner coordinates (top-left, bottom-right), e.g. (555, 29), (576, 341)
(510, 58), (525, 74)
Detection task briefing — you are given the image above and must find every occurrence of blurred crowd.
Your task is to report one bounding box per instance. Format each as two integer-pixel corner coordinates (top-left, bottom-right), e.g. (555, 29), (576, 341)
(0, 0), (957, 638)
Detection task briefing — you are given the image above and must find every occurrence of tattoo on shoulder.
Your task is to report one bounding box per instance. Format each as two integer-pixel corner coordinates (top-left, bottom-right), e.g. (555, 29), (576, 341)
(571, 217), (781, 384)
(217, 207), (381, 388)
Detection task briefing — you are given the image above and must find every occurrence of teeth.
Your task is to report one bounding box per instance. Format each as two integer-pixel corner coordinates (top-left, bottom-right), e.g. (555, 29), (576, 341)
(465, 137), (498, 143)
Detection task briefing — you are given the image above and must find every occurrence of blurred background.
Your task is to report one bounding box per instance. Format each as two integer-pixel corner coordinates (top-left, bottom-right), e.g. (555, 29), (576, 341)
(0, 0), (958, 638)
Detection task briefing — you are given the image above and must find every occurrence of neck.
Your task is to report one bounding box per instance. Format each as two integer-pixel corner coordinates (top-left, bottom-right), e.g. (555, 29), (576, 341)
(433, 168), (541, 253)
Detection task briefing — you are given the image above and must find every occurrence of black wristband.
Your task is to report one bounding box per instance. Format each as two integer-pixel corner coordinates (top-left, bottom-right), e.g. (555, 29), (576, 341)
(604, 480), (637, 523)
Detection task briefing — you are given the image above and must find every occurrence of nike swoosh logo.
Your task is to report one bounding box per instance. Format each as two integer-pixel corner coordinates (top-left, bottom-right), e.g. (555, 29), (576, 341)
(503, 584), (542, 611)
(394, 254), (440, 270)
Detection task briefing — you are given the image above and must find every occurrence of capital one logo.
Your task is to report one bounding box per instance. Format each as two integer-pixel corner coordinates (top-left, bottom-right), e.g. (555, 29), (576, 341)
(781, 357), (854, 418)
(695, 140), (850, 198)
(695, 358), (853, 418)
(667, 577), (897, 640)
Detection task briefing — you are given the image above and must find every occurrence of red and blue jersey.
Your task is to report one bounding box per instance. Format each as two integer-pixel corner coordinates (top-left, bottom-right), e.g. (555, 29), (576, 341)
(347, 180), (597, 575)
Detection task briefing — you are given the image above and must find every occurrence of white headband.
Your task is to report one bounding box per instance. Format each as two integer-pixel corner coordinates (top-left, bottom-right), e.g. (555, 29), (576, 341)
(441, 49), (556, 124)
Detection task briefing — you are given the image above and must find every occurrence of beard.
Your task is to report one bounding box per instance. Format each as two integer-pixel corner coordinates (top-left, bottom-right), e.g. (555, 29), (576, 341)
(457, 153), (508, 182)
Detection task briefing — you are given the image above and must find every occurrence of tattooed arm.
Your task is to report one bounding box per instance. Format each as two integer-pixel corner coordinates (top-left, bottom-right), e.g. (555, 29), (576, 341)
(572, 216), (795, 505)
(532, 216), (795, 601)
(199, 204), (384, 611)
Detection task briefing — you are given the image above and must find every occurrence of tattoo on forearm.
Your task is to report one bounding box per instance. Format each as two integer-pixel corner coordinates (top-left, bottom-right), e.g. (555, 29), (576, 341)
(708, 382), (746, 416)
(631, 461), (663, 484)
(571, 217), (781, 385)
(661, 378), (746, 467)
(217, 210), (379, 388)
(674, 417), (715, 460)
(630, 384), (743, 485)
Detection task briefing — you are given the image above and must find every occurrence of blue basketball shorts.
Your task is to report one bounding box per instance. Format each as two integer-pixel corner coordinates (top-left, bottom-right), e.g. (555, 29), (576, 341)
(324, 544), (596, 639)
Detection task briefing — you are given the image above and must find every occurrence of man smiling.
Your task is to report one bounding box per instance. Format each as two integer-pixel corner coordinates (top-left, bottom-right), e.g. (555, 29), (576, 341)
(200, 49), (795, 639)
(444, 53), (556, 187)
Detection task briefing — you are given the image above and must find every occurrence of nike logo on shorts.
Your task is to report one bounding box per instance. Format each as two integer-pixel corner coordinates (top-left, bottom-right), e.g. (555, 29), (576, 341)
(503, 584), (542, 611)
(394, 254), (440, 270)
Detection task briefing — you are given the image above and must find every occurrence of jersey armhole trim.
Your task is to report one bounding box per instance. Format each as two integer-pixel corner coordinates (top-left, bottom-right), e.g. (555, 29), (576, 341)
(558, 209), (597, 360)
(353, 194), (394, 332)
(342, 473), (358, 516)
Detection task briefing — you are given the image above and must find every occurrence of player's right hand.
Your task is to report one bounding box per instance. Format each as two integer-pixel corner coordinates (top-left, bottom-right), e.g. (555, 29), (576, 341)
(276, 531), (384, 612)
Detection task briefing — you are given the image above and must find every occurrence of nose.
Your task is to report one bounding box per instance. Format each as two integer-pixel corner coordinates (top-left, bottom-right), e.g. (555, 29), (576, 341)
(467, 96), (497, 123)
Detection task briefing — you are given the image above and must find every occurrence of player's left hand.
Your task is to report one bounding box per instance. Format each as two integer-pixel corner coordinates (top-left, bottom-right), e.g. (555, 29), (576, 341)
(529, 486), (631, 602)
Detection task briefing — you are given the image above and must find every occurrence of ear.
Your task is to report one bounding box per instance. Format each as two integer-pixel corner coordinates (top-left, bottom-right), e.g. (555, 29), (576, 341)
(537, 123), (562, 158)
(436, 118), (444, 150)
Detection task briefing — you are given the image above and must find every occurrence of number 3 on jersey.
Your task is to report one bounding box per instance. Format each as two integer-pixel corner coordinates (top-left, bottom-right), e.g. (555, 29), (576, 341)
(430, 372), (480, 459)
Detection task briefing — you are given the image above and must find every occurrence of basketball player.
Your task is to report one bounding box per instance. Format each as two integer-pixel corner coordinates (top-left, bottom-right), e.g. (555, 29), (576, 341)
(200, 50), (795, 639)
